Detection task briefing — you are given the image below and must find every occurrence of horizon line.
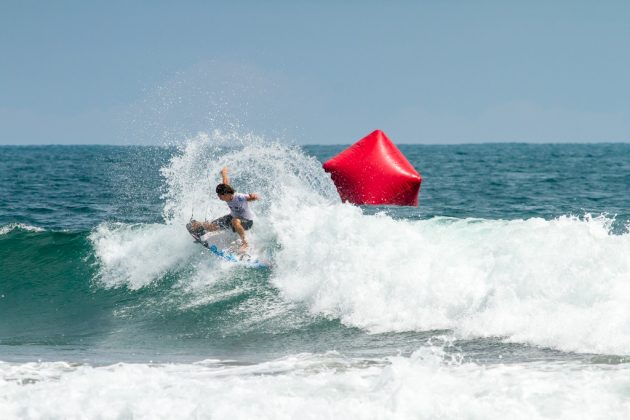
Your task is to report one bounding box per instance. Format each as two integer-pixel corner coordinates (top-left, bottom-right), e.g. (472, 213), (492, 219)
(1, 141), (630, 147)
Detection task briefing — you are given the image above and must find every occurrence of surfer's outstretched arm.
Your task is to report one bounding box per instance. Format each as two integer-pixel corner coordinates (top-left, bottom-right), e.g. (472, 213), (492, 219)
(247, 193), (259, 201)
(220, 167), (230, 185)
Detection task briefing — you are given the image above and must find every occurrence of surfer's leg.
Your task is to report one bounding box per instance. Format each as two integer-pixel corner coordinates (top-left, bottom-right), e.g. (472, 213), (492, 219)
(231, 218), (248, 252)
(201, 221), (220, 231)
(205, 215), (232, 232)
(189, 220), (218, 233)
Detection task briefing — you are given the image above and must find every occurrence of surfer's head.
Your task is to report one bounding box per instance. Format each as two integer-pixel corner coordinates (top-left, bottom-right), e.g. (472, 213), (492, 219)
(216, 183), (235, 201)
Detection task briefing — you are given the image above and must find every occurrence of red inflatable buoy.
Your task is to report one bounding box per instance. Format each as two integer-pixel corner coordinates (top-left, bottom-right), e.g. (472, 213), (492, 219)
(322, 130), (422, 206)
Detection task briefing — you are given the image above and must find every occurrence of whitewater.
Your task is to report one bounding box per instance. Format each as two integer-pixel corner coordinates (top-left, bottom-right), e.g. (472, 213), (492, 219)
(1, 134), (630, 418)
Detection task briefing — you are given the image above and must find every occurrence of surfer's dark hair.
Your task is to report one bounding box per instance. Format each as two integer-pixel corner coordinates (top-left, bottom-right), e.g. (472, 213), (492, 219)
(216, 184), (235, 195)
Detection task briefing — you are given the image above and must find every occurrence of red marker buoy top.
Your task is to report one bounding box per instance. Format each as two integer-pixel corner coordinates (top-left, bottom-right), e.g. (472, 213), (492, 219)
(322, 130), (422, 206)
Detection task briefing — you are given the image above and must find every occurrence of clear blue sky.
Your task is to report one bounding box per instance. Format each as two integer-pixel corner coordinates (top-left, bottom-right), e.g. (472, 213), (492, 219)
(1, 0), (629, 145)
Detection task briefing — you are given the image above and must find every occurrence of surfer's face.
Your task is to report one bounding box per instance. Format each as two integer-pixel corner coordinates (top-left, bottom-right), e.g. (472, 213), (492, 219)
(218, 193), (233, 202)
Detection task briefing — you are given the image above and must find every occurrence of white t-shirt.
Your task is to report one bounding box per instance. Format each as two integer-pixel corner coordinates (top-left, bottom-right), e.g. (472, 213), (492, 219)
(227, 193), (255, 220)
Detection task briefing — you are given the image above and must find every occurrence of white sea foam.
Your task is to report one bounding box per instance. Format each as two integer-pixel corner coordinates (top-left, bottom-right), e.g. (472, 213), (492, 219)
(1, 350), (630, 419)
(89, 222), (202, 289)
(273, 210), (630, 355)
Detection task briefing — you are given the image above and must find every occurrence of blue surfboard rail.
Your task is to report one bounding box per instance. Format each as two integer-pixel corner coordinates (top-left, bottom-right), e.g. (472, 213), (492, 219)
(186, 221), (271, 269)
(208, 244), (271, 268)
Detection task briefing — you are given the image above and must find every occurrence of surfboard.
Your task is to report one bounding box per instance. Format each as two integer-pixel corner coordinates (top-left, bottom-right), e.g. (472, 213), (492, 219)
(186, 222), (271, 269)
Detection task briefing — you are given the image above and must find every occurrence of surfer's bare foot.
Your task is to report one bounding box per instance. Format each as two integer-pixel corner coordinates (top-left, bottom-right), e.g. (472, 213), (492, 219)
(238, 241), (249, 254)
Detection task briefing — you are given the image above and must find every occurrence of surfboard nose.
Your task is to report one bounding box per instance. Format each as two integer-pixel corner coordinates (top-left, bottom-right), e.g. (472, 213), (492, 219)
(186, 221), (206, 237)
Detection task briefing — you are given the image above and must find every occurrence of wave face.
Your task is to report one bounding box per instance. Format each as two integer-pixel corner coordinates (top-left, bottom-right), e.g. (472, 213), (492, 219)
(2, 138), (630, 360)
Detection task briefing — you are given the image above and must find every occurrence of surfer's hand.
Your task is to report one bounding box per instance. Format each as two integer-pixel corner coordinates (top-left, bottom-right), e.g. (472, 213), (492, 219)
(220, 167), (230, 185)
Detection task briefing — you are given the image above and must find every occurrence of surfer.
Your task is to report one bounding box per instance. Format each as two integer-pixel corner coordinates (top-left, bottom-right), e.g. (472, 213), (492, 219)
(189, 167), (259, 253)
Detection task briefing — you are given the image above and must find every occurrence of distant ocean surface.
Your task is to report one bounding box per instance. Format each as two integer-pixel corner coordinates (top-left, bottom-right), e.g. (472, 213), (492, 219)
(2, 135), (630, 418)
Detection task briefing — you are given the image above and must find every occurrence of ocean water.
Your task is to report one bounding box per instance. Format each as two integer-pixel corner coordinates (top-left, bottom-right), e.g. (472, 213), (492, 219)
(1, 133), (630, 418)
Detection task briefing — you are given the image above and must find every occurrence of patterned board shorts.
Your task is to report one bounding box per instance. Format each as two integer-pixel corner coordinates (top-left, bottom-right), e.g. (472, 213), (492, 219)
(211, 215), (254, 232)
